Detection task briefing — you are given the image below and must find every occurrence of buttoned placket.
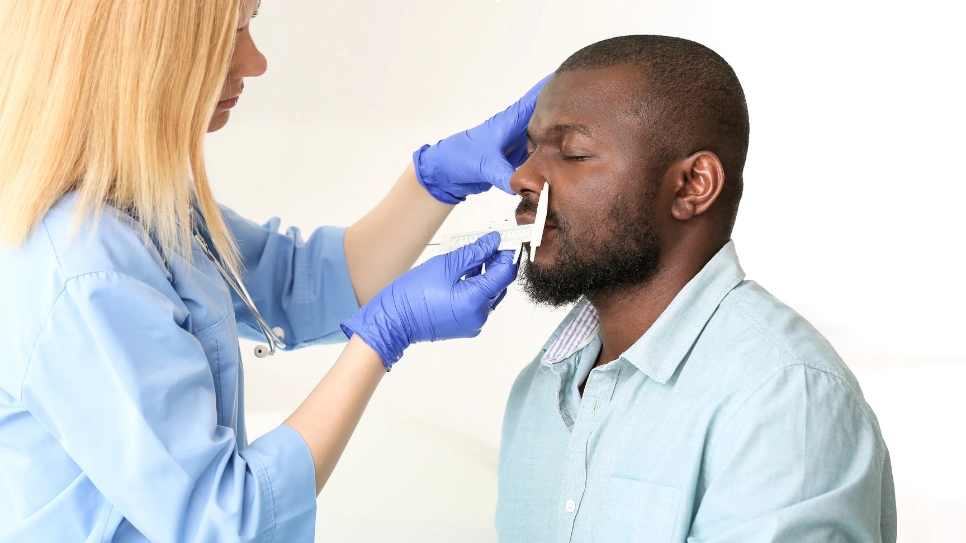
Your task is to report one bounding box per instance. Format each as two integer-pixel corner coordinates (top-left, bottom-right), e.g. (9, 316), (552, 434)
(556, 357), (623, 541)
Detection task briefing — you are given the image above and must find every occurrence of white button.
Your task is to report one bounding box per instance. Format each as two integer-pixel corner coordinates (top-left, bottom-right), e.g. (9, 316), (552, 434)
(565, 499), (576, 513)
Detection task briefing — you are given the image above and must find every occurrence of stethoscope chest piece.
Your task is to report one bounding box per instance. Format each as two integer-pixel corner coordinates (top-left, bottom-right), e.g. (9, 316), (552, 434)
(254, 327), (286, 358)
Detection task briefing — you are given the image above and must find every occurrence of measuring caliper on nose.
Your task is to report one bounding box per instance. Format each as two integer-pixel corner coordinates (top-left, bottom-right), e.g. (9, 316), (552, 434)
(437, 182), (549, 264)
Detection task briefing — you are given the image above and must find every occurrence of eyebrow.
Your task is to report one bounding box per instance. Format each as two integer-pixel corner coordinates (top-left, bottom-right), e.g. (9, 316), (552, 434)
(238, 0), (260, 29)
(527, 123), (595, 141)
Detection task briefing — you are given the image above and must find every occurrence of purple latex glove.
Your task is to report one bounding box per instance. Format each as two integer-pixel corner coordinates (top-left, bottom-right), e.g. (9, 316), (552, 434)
(341, 232), (517, 370)
(413, 75), (552, 203)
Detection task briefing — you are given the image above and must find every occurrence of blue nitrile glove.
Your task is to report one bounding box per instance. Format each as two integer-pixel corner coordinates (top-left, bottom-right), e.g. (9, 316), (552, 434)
(413, 75), (552, 203)
(341, 232), (517, 370)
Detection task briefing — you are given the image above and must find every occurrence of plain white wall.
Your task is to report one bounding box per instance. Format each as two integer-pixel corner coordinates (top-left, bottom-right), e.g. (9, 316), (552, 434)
(205, 0), (965, 540)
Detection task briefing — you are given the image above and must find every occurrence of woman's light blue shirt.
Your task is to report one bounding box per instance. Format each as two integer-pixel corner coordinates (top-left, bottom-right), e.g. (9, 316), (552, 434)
(0, 194), (359, 542)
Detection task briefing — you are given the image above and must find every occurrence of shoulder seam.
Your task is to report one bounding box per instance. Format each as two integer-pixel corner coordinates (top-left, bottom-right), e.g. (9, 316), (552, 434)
(19, 285), (68, 403)
(19, 270), (134, 401)
(706, 362), (884, 469)
(709, 292), (885, 467)
(725, 288), (865, 400)
(41, 219), (65, 273)
(723, 293), (805, 366)
(40, 204), (172, 283)
(18, 270), (193, 400)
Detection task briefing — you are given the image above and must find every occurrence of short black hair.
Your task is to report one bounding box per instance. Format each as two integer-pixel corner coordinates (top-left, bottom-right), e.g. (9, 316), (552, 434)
(559, 35), (749, 226)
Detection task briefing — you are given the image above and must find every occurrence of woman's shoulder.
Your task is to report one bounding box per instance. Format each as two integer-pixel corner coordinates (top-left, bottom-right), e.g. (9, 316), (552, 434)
(0, 194), (184, 393)
(2, 193), (172, 291)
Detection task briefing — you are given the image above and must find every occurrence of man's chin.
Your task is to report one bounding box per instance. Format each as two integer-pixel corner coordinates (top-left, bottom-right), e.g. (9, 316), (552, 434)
(519, 260), (586, 308)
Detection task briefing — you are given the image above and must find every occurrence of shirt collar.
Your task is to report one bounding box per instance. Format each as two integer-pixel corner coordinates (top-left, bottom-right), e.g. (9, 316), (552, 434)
(541, 300), (599, 365)
(540, 240), (745, 384)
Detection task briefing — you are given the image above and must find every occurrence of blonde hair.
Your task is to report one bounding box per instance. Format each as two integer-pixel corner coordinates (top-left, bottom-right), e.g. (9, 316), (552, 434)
(0, 0), (242, 274)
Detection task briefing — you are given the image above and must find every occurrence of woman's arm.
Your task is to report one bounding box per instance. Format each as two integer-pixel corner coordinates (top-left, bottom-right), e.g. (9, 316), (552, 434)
(342, 163), (452, 306)
(283, 232), (518, 493)
(221, 77), (548, 347)
(283, 335), (384, 493)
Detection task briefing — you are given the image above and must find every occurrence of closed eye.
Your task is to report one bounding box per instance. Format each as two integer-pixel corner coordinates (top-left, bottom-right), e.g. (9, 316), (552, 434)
(561, 150), (593, 161)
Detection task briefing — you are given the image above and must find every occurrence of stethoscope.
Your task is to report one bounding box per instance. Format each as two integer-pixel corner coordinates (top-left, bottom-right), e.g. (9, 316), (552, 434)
(194, 232), (287, 358)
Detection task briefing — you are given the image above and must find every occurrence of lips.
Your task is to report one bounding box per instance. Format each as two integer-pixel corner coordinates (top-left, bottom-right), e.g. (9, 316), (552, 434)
(217, 83), (243, 110)
(515, 197), (539, 226)
(515, 212), (535, 226)
(217, 95), (240, 109)
(515, 212), (557, 230)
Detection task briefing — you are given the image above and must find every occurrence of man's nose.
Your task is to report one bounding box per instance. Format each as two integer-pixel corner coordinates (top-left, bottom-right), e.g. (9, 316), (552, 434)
(509, 155), (546, 197)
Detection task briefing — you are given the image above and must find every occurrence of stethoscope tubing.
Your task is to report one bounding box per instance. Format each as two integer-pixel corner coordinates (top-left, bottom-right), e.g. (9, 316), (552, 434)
(194, 233), (286, 358)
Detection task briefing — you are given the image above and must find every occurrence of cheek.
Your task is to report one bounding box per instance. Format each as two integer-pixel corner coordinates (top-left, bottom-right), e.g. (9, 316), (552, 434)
(572, 191), (637, 249)
(546, 161), (639, 241)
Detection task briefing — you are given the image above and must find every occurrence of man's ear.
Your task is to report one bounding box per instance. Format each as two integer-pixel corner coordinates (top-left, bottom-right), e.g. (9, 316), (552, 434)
(670, 151), (725, 221)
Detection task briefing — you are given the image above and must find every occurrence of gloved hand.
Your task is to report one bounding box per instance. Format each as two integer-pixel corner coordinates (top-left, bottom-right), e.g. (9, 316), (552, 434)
(341, 232), (517, 370)
(413, 75), (552, 203)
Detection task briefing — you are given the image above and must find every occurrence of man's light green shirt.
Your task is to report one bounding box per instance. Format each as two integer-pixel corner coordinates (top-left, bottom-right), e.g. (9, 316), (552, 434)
(496, 241), (896, 542)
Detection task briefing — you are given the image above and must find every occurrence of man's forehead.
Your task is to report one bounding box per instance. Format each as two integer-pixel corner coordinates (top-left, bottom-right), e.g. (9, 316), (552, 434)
(531, 66), (645, 138)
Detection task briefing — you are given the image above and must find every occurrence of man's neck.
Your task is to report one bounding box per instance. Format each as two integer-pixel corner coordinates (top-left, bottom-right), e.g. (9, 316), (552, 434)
(590, 249), (716, 368)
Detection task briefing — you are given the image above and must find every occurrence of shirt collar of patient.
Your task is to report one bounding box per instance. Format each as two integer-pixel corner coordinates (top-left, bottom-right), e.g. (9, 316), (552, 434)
(539, 240), (745, 384)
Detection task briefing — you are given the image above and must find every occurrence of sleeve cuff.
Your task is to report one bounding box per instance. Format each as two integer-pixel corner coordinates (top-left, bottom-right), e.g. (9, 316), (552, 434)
(317, 226), (360, 321)
(241, 424), (317, 541)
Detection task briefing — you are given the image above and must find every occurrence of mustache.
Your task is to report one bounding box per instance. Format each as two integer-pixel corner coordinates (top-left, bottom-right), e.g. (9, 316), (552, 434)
(515, 196), (561, 226)
(515, 196), (536, 216)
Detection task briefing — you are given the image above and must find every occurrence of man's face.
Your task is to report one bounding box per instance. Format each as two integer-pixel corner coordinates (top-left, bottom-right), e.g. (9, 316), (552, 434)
(511, 66), (666, 306)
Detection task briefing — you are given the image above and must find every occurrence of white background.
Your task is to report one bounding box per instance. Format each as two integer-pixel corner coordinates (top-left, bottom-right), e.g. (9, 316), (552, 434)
(205, 0), (966, 540)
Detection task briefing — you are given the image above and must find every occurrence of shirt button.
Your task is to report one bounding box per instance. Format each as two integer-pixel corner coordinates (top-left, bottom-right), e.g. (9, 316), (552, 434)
(565, 499), (576, 513)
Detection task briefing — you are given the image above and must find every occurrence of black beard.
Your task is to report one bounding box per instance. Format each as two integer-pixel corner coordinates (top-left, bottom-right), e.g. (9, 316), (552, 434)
(517, 193), (662, 308)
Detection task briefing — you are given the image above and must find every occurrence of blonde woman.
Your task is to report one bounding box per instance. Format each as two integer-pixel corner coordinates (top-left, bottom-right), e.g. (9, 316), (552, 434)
(0, 0), (545, 540)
